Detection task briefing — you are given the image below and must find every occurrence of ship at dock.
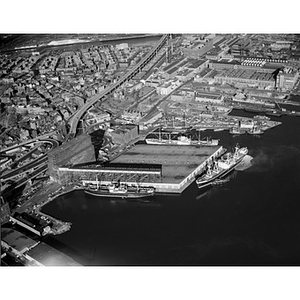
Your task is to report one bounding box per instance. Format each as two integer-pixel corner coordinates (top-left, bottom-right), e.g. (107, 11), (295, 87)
(196, 144), (248, 189)
(247, 125), (264, 135)
(229, 125), (263, 135)
(265, 109), (282, 117)
(145, 130), (219, 146)
(84, 181), (155, 199)
(229, 127), (246, 135)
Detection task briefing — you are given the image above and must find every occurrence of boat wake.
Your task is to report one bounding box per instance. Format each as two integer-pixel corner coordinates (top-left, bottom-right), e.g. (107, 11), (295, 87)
(235, 155), (253, 171)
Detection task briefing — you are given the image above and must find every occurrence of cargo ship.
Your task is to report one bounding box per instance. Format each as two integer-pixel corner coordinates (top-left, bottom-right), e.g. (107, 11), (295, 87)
(229, 125), (263, 135)
(84, 182), (155, 199)
(196, 144), (248, 189)
(145, 130), (219, 146)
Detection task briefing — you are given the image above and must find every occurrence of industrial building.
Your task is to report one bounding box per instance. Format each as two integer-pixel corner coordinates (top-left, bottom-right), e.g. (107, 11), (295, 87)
(276, 69), (299, 90)
(182, 39), (214, 58)
(1, 198), (10, 224)
(48, 133), (96, 182)
(110, 124), (139, 145)
(195, 92), (224, 104)
(1, 227), (80, 266)
(214, 68), (276, 89)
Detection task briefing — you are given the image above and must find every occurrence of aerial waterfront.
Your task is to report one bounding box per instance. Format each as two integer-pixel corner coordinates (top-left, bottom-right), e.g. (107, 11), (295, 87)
(1, 33), (300, 267)
(41, 111), (300, 265)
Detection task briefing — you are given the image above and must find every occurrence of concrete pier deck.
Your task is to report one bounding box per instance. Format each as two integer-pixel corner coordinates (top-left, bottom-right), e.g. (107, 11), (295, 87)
(111, 144), (223, 193)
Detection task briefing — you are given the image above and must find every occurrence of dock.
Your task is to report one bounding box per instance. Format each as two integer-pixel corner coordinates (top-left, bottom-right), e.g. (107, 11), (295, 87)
(58, 144), (224, 194)
(104, 144), (223, 193)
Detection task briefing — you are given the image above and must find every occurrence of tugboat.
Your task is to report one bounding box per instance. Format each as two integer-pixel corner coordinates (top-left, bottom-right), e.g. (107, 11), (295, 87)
(196, 144), (248, 189)
(247, 125), (264, 135)
(84, 181), (155, 199)
(229, 126), (246, 135)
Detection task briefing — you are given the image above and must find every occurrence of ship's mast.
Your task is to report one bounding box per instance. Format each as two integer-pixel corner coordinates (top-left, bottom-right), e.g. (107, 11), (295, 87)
(96, 174), (99, 189)
(207, 165), (212, 176)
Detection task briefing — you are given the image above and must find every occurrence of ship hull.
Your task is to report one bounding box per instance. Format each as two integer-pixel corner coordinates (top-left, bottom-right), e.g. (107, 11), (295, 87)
(247, 130), (263, 135)
(196, 161), (240, 189)
(229, 128), (246, 135)
(196, 149), (247, 189)
(145, 139), (219, 146)
(244, 107), (263, 113)
(84, 189), (154, 199)
(145, 139), (171, 145)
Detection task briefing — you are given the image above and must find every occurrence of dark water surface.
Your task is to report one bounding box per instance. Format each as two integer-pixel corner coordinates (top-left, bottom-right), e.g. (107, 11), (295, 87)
(42, 109), (300, 265)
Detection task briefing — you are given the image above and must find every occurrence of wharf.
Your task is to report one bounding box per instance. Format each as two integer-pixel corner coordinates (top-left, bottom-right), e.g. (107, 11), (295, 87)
(13, 180), (73, 236)
(111, 144), (224, 193)
(58, 144), (223, 194)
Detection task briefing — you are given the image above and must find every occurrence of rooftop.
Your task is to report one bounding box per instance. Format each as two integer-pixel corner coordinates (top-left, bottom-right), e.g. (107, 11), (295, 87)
(188, 59), (207, 69)
(163, 57), (185, 72)
(210, 59), (240, 65)
(1, 227), (37, 253)
(166, 66), (179, 75)
(112, 144), (219, 184)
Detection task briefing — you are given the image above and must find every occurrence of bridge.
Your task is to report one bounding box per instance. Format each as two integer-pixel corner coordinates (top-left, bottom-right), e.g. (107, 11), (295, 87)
(66, 34), (170, 140)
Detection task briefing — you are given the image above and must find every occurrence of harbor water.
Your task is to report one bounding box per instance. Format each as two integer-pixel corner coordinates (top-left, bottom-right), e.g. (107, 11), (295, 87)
(42, 107), (300, 266)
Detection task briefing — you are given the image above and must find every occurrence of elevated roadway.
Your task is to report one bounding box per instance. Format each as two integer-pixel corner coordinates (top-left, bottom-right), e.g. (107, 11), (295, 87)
(0, 131), (57, 154)
(2, 162), (48, 194)
(66, 34), (169, 140)
(1, 138), (58, 182)
(13, 163), (48, 189)
(1, 157), (48, 181)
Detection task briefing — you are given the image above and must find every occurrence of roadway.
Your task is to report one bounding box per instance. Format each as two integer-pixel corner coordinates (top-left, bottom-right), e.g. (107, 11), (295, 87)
(66, 34), (169, 140)
(2, 162), (48, 198)
(1, 138), (58, 183)
(1, 156), (48, 181)
(0, 131), (57, 154)
(13, 163), (48, 190)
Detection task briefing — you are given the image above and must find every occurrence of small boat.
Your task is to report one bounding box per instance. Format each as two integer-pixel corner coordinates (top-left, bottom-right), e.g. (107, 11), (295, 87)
(247, 126), (264, 135)
(253, 115), (270, 121)
(229, 127), (246, 135)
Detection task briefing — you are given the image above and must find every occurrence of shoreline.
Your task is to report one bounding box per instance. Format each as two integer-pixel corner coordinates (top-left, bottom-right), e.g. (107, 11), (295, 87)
(12, 180), (78, 236)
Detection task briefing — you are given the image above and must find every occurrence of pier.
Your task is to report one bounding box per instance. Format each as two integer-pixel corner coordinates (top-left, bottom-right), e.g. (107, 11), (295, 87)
(58, 144), (224, 194)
